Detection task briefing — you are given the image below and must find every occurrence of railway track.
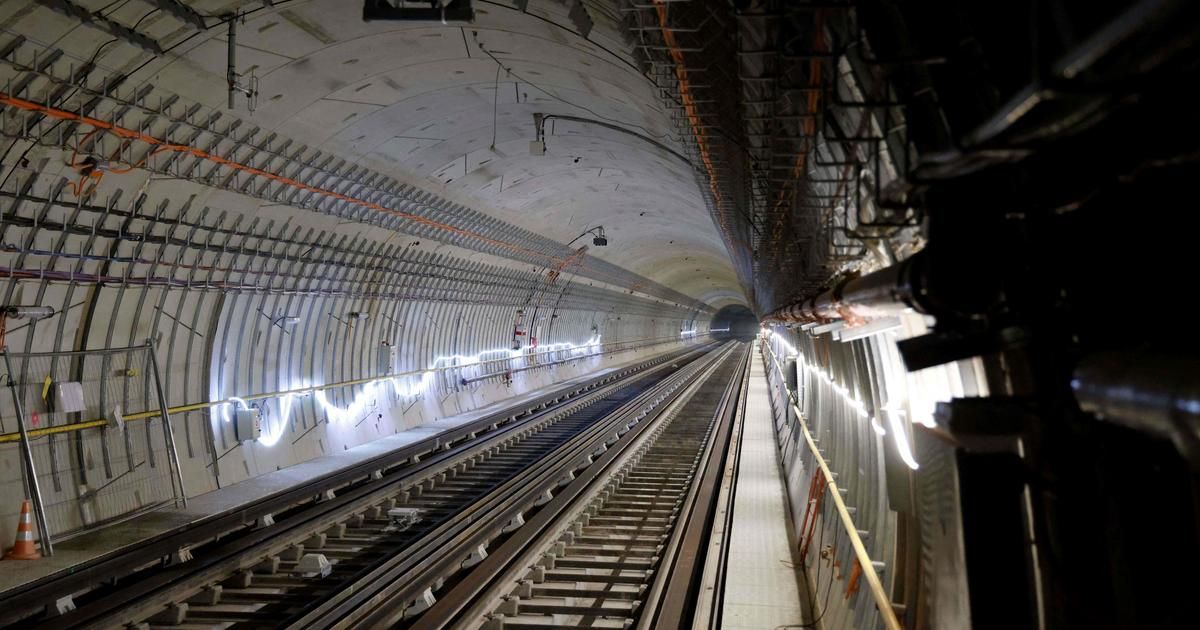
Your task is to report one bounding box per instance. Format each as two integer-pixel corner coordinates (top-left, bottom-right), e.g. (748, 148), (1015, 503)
(19, 344), (730, 630)
(368, 342), (753, 629)
(478, 364), (739, 630)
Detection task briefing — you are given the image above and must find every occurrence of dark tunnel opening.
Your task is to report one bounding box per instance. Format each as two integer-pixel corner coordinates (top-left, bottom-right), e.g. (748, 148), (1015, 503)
(710, 305), (758, 341)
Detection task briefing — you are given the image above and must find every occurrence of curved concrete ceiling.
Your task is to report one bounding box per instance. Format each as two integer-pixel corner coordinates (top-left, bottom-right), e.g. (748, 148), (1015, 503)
(6, 0), (745, 309)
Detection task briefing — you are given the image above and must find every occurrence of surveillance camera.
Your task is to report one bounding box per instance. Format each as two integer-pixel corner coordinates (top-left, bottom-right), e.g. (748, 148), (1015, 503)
(592, 235), (607, 246)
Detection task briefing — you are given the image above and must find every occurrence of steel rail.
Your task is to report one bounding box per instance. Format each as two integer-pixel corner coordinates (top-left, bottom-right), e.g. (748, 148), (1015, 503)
(670, 339), (753, 629)
(761, 338), (903, 630)
(638, 343), (749, 628)
(404, 343), (749, 629)
(288, 345), (735, 629)
(48, 346), (716, 629)
(0, 346), (700, 627)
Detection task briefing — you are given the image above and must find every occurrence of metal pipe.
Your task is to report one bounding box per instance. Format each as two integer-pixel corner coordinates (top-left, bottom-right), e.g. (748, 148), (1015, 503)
(763, 250), (927, 325)
(226, 16), (236, 110)
(147, 339), (188, 506)
(1, 350), (53, 555)
(1073, 351), (1200, 466)
(536, 114), (692, 168)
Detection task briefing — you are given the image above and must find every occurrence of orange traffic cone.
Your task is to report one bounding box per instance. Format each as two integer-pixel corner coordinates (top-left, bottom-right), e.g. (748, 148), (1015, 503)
(5, 499), (42, 560)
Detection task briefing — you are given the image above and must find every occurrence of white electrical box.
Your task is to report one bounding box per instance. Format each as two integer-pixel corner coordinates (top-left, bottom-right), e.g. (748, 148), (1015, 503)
(236, 408), (262, 442)
(54, 382), (86, 413)
(378, 344), (397, 375)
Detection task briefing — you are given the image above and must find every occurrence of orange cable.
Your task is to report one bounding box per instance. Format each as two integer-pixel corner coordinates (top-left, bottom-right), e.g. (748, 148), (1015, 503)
(845, 557), (863, 598)
(651, 1), (752, 258)
(767, 11), (826, 264)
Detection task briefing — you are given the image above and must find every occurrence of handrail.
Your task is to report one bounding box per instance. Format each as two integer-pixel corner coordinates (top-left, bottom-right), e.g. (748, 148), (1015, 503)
(0, 333), (709, 443)
(760, 338), (903, 630)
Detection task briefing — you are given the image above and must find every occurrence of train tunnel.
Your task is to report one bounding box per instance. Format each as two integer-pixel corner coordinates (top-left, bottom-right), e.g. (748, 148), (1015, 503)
(0, 1), (1196, 628)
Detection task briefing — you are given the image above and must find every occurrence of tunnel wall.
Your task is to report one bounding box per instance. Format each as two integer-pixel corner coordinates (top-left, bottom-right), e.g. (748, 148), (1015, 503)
(0, 175), (710, 544)
(760, 315), (985, 629)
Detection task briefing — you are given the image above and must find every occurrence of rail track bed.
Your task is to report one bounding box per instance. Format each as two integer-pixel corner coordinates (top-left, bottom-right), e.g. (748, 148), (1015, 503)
(480, 362), (738, 629)
(160, 372), (660, 630)
(401, 343), (752, 630)
(8, 342), (752, 630)
(13, 345), (729, 630)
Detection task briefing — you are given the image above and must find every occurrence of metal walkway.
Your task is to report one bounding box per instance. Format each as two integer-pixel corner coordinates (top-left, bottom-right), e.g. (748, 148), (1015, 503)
(721, 342), (809, 628)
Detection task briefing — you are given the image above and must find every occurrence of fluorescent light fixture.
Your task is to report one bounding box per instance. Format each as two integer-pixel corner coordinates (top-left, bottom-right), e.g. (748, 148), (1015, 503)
(810, 321), (845, 335)
(835, 317), (902, 343)
(3, 305), (54, 320)
(224, 334), (605, 448)
(768, 320), (922, 471)
(886, 407), (920, 470)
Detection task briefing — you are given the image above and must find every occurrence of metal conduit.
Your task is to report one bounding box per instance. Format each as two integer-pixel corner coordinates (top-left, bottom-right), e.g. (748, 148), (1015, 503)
(762, 250), (927, 325)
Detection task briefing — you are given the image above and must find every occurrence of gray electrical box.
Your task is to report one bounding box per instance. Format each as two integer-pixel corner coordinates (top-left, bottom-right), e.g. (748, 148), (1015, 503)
(236, 408), (262, 442)
(54, 382), (86, 413)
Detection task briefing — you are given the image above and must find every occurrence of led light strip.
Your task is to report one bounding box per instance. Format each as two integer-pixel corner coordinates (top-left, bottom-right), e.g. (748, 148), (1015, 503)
(224, 335), (606, 447)
(762, 326), (919, 470)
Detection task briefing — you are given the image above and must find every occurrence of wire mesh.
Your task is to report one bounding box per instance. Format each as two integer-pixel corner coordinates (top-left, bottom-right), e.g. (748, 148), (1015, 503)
(0, 345), (183, 542)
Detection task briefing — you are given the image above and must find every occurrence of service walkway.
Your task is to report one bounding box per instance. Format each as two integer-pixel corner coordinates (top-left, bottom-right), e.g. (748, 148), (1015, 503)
(722, 343), (811, 628)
